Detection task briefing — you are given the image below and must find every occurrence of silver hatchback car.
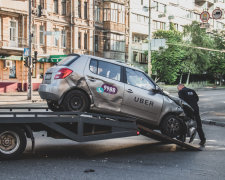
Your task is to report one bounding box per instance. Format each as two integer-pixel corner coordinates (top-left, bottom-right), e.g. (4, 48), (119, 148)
(39, 54), (196, 139)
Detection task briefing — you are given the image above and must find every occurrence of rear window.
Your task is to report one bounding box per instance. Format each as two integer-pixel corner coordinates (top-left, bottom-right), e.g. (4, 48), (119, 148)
(57, 55), (80, 66)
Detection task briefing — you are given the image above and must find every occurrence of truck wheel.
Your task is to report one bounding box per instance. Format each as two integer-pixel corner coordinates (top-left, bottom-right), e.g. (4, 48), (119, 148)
(160, 115), (183, 138)
(47, 100), (64, 112)
(0, 127), (27, 159)
(63, 90), (89, 112)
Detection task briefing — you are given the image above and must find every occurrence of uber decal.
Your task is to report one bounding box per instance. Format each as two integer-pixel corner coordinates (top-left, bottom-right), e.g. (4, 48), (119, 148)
(134, 97), (154, 107)
(96, 84), (118, 94)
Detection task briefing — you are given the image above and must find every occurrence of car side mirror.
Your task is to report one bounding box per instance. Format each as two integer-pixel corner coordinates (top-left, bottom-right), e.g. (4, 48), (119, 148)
(152, 86), (161, 93)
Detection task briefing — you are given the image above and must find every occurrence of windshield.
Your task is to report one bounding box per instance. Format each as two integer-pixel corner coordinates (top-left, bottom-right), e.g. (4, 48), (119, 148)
(57, 55), (80, 66)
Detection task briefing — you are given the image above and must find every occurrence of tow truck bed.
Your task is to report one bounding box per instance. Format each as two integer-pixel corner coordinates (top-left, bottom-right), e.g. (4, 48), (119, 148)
(0, 107), (201, 159)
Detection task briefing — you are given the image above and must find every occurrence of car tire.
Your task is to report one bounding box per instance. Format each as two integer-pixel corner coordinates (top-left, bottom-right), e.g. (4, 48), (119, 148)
(0, 127), (27, 159)
(160, 115), (183, 138)
(47, 101), (64, 112)
(63, 90), (89, 112)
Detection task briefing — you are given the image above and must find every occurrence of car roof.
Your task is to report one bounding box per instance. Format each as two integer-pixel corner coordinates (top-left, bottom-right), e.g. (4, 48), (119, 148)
(68, 54), (144, 73)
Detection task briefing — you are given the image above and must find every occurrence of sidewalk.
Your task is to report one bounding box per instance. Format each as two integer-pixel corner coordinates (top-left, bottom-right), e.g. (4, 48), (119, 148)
(0, 91), (45, 106)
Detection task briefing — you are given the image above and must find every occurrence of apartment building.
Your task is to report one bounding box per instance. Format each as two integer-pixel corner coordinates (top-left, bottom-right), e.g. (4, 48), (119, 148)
(0, 0), (94, 93)
(128, 0), (225, 70)
(94, 0), (129, 61)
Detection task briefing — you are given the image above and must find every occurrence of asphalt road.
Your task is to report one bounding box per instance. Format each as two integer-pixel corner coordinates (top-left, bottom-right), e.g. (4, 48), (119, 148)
(0, 124), (224, 180)
(0, 89), (225, 180)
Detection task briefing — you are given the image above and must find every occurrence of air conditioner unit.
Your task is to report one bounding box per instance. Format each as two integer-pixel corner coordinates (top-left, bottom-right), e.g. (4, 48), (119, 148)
(5, 60), (13, 68)
(158, 13), (166, 18)
(42, 9), (48, 16)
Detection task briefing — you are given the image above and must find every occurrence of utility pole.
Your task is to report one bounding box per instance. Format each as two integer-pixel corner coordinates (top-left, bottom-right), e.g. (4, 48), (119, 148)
(148, 0), (152, 77)
(27, 0), (32, 100)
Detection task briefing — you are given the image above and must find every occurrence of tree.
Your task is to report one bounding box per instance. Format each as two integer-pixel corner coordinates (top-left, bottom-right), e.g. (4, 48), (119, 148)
(148, 23), (186, 84)
(208, 31), (225, 86)
(182, 21), (215, 84)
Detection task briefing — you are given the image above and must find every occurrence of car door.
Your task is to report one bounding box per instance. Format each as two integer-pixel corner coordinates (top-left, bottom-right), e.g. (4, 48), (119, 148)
(121, 68), (164, 123)
(85, 58), (124, 112)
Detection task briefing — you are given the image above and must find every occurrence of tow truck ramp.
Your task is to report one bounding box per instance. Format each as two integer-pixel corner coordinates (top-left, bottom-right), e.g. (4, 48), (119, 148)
(0, 107), (201, 159)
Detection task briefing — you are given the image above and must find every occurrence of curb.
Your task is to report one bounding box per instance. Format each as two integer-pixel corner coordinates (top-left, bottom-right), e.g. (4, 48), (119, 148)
(202, 119), (225, 127)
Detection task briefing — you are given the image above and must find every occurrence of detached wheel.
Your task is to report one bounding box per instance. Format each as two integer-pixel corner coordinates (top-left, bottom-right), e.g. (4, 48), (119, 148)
(160, 115), (183, 138)
(63, 90), (89, 112)
(47, 100), (63, 112)
(0, 127), (27, 159)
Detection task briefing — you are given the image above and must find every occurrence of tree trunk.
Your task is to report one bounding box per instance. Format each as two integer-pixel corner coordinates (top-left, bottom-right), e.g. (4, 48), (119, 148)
(186, 70), (191, 85)
(179, 73), (183, 84)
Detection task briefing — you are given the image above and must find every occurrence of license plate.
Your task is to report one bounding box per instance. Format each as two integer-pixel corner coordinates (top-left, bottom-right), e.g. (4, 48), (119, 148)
(44, 73), (52, 80)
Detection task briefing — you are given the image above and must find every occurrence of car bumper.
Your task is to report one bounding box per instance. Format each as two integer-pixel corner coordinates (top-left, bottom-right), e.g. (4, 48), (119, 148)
(38, 83), (66, 102)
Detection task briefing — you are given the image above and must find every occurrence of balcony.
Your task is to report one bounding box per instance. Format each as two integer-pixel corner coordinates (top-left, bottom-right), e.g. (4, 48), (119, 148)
(195, 0), (214, 7)
(0, 37), (28, 55)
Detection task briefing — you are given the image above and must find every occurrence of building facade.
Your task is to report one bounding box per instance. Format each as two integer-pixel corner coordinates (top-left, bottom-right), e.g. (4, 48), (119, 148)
(0, 0), (94, 93)
(128, 0), (225, 70)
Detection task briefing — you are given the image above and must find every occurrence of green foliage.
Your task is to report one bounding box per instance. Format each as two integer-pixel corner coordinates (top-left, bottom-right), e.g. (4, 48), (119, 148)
(149, 23), (186, 84)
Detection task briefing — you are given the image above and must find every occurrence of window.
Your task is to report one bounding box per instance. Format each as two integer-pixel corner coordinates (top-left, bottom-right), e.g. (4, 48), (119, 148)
(104, 8), (110, 21)
(54, 29), (59, 47)
(32, 0), (36, 7)
(141, 0), (143, 5)
(32, 64), (36, 78)
(84, 33), (88, 49)
(78, 0), (81, 18)
(61, 30), (66, 48)
(95, 35), (99, 52)
(10, 21), (17, 42)
(39, 25), (44, 45)
(78, 32), (81, 49)
(0, 17), (1, 41)
(57, 55), (80, 66)
(9, 61), (16, 78)
(40, 0), (44, 9)
(32, 25), (37, 45)
(98, 61), (121, 81)
(54, 0), (58, 14)
(111, 3), (118, 22)
(89, 59), (97, 74)
(61, 0), (66, 15)
(84, 2), (88, 19)
(95, 5), (100, 22)
(118, 5), (125, 24)
(39, 63), (44, 79)
(126, 68), (155, 90)
(110, 33), (125, 52)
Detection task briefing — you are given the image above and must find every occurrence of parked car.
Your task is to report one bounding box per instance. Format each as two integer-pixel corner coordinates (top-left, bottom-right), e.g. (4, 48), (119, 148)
(38, 54), (196, 140)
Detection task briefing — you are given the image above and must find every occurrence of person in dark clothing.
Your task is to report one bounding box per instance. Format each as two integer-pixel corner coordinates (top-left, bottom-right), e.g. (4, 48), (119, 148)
(177, 84), (206, 146)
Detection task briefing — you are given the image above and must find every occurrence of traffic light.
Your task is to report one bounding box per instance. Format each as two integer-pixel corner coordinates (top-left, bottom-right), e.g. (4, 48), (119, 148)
(37, 5), (42, 17)
(24, 57), (29, 67)
(32, 51), (38, 64)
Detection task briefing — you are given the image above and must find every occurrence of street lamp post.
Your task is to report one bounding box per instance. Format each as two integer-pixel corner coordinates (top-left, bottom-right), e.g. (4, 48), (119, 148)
(28, 0), (32, 100)
(148, 0), (152, 77)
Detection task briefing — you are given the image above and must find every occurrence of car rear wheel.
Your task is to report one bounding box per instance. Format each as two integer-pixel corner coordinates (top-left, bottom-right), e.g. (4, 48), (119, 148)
(47, 101), (64, 112)
(160, 115), (183, 139)
(63, 90), (89, 112)
(0, 127), (27, 159)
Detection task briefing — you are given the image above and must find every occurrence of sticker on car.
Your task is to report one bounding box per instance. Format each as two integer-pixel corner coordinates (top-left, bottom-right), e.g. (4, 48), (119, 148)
(96, 84), (118, 94)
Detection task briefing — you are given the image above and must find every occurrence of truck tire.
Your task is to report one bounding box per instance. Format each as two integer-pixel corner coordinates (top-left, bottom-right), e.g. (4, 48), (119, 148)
(0, 127), (27, 159)
(62, 90), (89, 112)
(160, 115), (183, 138)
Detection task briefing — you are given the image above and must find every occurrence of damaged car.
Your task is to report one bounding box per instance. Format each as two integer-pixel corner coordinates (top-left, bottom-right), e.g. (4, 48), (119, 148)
(38, 54), (197, 141)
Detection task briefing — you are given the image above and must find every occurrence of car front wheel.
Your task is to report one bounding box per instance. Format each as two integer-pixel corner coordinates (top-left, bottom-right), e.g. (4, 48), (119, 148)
(160, 115), (184, 139)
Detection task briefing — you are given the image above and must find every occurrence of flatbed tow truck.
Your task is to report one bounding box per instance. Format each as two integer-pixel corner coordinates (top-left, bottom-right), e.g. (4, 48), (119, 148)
(0, 107), (201, 159)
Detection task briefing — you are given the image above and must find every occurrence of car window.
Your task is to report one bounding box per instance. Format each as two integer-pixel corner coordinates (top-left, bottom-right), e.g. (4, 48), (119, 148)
(57, 55), (80, 66)
(98, 61), (121, 81)
(89, 59), (97, 74)
(126, 68), (155, 90)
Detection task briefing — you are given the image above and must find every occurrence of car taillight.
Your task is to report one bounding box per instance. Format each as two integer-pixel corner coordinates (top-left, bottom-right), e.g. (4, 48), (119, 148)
(54, 68), (73, 79)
